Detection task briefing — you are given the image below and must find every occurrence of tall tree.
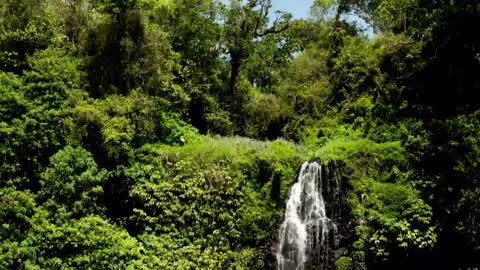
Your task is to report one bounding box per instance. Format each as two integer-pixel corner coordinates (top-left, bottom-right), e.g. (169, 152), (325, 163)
(82, 0), (178, 97)
(0, 0), (53, 73)
(223, 0), (291, 94)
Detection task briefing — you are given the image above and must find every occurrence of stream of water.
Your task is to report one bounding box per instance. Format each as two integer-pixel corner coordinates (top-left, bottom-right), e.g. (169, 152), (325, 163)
(276, 161), (339, 270)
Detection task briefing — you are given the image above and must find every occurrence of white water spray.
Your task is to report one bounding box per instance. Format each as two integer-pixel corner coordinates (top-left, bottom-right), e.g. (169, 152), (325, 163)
(277, 161), (338, 270)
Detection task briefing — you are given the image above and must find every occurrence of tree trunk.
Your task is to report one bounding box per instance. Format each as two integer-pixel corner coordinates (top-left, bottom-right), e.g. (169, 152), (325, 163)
(229, 55), (242, 93)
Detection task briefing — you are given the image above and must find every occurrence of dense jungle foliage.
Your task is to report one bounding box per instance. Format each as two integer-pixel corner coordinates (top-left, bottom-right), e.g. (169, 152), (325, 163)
(1, 0), (480, 269)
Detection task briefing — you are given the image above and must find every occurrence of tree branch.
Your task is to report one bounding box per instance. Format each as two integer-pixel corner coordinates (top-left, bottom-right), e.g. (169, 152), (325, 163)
(255, 16), (290, 37)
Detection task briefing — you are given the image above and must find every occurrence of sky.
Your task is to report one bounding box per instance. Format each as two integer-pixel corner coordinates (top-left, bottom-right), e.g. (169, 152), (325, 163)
(270, 0), (314, 19)
(270, 0), (375, 37)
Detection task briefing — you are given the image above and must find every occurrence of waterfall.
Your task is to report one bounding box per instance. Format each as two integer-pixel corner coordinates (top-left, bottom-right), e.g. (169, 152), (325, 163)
(276, 160), (340, 270)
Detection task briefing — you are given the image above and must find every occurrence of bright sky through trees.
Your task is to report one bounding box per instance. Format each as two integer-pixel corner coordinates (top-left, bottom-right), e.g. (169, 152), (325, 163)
(271, 0), (313, 19)
(270, 0), (374, 37)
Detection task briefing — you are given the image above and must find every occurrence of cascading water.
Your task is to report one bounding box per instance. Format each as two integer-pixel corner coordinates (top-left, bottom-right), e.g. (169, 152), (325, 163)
(276, 160), (341, 270)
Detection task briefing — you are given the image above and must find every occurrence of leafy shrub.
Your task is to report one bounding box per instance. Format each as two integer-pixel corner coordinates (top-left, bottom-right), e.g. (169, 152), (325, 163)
(39, 146), (108, 220)
(317, 137), (436, 267)
(68, 92), (200, 165)
(23, 214), (144, 269)
(124, 137), (305, 268)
